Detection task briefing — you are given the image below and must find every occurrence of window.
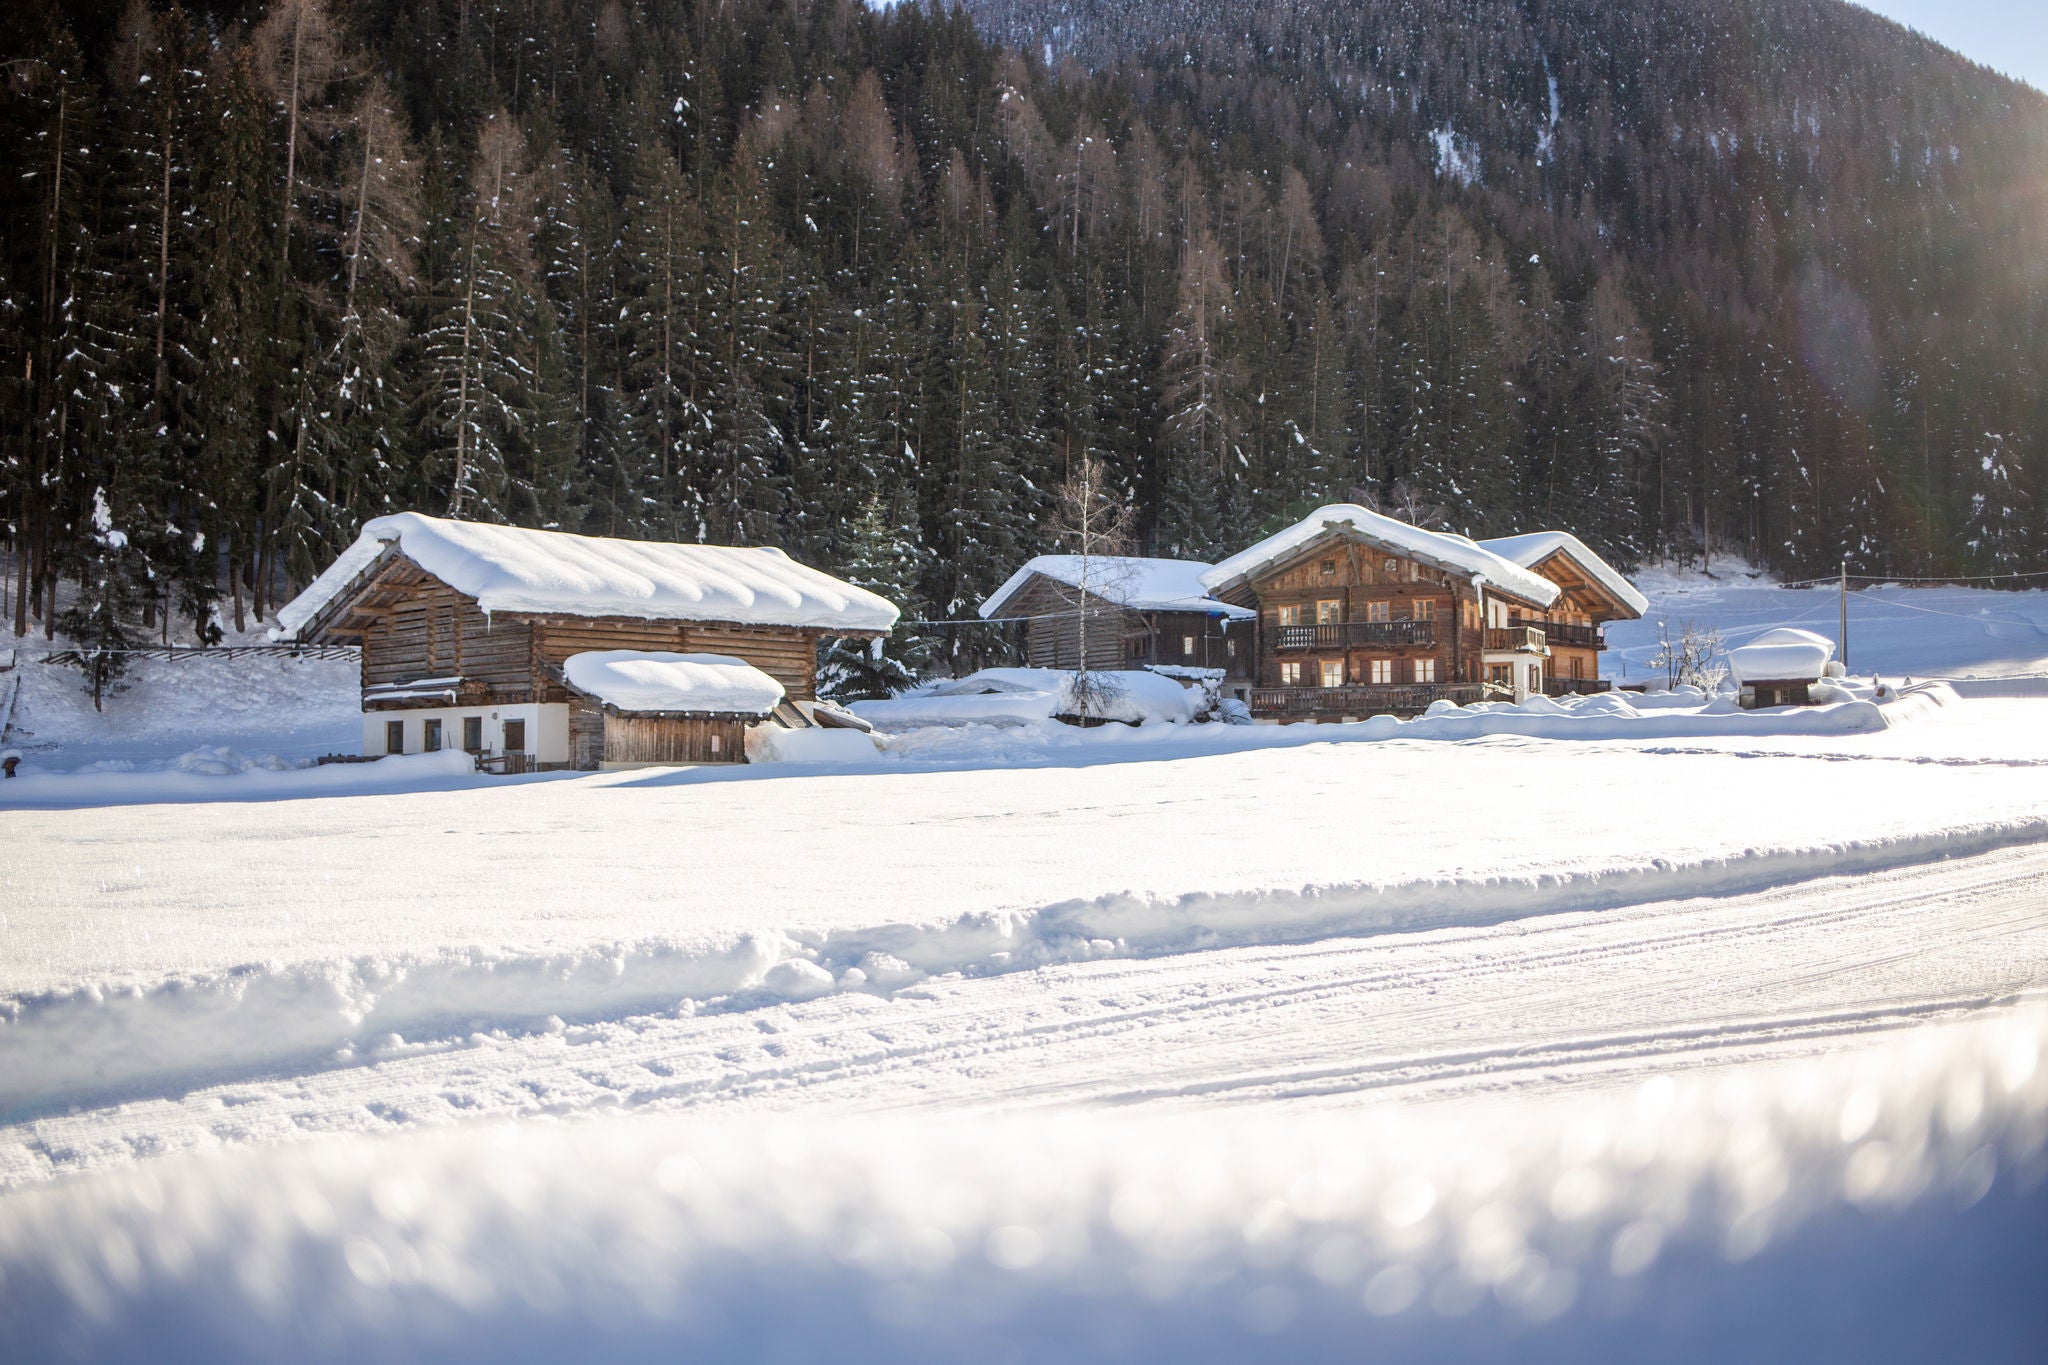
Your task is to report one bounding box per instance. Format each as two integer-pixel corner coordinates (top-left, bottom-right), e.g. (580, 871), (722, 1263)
(1321, 558), (1337, 576)
(1226, 639), (1237, 658)
(1183, 635), (1197, 657)
(504, 719), (527, 753)
(1527, 665), (1541, 694)
(1365, 600), (1391, 623)
(1368, 659), (1393, 685)
(385, 719), (404, 755)
(1277, 603), (1303, 627)
(423, 718), (442, 752)
(1320, 660), (1345, 688)
(1489, 664), (1512, 688)
(709, 734), (723, 756)
(1316, 599), (1341, 625)
(1414, 658), (1438, 683)
(1383, 558), (1399, 575)
(1413, 599), (1434, 621)
(1280, 661), (1303, 686)
(462, 716), (484, 753)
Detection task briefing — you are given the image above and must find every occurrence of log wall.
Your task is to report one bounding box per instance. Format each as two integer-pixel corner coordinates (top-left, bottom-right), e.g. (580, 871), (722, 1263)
(532, 618), (821, 702)
(359, 579), (535, 703)
(601, 713), (749, 765)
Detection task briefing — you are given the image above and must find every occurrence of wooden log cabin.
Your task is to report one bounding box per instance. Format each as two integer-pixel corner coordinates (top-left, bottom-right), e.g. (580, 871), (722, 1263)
(1477, 532), (1648, 695)
(276, 513), (898, 768)
(1196, 505), (1569, 721)
(977, 555), (1255, 684)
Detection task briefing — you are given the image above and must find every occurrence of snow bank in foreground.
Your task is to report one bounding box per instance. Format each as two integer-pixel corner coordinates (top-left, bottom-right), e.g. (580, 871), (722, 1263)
(3, 1002), (2042, 1362)
(6, 807), (2043, 1115)
(0, 749), (488, 807)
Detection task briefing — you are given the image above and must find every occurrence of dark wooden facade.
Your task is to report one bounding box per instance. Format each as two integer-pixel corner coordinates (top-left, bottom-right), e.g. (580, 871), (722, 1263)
(1210, 532), (1552, 719)
(1001, 573), (1251, 678)
(1507, 548), (1637, 696)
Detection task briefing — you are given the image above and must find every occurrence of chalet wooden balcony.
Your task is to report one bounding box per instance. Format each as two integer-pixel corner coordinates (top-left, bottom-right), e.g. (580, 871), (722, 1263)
(1513, 617), (1604, 650)
(1483, 625), (1548, 654)
(1250, 683), (1485, 717)
(1542, 677), (1613, 697)
(1273, 619), (1436, 652)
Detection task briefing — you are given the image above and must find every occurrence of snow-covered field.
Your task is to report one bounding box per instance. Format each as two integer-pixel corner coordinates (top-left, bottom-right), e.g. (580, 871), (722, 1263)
(1607, 565), (2048, 682)
(4, 571), (2048, 1360)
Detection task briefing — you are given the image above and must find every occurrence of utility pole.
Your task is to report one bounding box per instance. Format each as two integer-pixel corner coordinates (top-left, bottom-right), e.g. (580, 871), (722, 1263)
(1839, 558), (1849, 670)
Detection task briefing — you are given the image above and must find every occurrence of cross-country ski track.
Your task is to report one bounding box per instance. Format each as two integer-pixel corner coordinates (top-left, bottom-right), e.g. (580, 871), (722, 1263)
(9, 839), (2045, 1189)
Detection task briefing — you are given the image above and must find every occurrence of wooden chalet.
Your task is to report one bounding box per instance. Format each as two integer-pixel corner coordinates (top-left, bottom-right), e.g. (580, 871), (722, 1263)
(977, 555), (1255, 684)
(1197, 505), (1569, 721)
(1478, 532), (1648, 696)
(277, 513), (898, 768)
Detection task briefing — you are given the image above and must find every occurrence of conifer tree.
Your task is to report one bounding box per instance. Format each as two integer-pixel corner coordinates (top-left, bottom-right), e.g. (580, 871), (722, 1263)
(424, 112), (541, 522)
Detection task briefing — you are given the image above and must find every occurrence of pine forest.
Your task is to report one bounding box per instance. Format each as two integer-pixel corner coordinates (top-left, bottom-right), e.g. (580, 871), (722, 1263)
(3, 0), (2044, 672)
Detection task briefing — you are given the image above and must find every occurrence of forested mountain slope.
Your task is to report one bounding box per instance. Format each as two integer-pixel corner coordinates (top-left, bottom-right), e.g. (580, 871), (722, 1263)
(2, 0), (2041, 669)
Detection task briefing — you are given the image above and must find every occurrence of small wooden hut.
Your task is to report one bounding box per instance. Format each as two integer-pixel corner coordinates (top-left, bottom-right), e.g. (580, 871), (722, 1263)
(977, 556), (1255, 681)
(561, 651), (783, 766)
(1730, 628), (1836, 709)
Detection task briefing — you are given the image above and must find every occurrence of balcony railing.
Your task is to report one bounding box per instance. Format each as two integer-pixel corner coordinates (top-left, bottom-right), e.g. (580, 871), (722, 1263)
(1542, 677), (1612, 697)
(1274, 618), (1436, 651)
(1483, 625), (1548, 654)
(1250, 683), (1485, 717)
(1512, 617), (1604, 650)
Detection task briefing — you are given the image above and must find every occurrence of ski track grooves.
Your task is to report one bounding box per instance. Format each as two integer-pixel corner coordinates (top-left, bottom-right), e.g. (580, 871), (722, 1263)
(5, 814), (2047, 1118)
(6, 846), (2046, 1188)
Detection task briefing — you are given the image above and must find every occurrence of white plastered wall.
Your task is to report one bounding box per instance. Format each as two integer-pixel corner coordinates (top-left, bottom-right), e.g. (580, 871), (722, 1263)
(364, 703), (570, 764)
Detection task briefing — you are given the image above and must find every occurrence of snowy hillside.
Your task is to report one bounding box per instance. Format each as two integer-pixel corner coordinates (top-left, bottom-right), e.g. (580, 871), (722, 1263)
(1607, 566), (2048, 682)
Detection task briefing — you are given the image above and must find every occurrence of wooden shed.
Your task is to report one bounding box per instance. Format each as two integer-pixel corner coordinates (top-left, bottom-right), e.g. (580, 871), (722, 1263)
(560, 651), (784, 766)
(977, 555), (1255, 682)
(1729, 628), (1836, 709)
(276, 512), (897, 770)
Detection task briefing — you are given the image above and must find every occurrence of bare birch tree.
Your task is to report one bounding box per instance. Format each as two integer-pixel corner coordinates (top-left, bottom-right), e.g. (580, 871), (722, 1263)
(1046, 454), (1136, 720)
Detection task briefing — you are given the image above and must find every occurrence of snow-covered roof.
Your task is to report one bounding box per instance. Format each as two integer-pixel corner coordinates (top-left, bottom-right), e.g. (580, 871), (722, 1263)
(562, 651), (786, 716)
(277, 513), (900, 638)
(1478, 532), (1649, 617)
(1200, 505), (1560, 608)
(1729, 628), (1835, 684)
(978, 556), (1255, 620)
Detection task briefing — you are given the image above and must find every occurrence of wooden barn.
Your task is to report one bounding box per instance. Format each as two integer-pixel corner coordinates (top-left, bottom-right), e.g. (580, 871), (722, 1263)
(1197, 505), (1566, 721)
(976, 555), (1255, 682)
(277, 513), (898, 769)
(1477, 532), (1648, 695)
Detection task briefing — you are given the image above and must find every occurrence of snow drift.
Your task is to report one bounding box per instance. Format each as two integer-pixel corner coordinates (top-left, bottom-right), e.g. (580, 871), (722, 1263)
(6, 806), (2045, 1116)
(1, 1000), (2042, 1362)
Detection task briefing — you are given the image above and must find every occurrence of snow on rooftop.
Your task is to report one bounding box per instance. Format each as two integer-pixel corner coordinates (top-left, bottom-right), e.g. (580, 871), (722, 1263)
(276, 513), (900, 638)
(979, 556), (1255, 620)
(1478, 530), (1650, 617)
(1729, 627), (1836, 684)
(1201, 504), (1560, 607)
(562, 651), (785, 716)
